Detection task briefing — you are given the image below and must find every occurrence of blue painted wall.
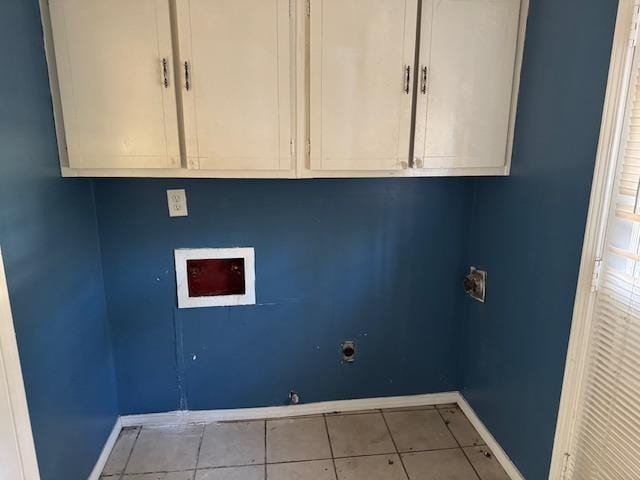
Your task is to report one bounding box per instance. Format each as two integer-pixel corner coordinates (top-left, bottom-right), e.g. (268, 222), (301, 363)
(461, 1), (619, 479)
(0, 0), (618, 478)
(95, 178), (472, 414)
(0, 1), (119, 479)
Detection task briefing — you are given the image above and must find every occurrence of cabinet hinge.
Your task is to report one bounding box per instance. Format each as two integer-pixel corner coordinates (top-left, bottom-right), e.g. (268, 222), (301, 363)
(631, 4), (640, 47)
(289, 0), (293, 16)
(290, 139), (295, 157)
(591, 257), (603, 292)
(306, 0), (310, 16)
(306, 139), (311, 155)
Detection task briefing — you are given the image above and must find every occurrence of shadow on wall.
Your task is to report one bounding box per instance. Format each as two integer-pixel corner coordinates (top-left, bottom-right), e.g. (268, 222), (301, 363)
(0, 1), (119, 479)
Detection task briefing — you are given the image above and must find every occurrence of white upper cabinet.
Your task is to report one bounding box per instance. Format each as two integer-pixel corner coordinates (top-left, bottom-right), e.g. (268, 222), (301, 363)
(175, 0), (294, 173)
(48, 0), (180, 169)
(414, 0), (522, 172)
(308, 0), (418, 172)
(44, 0), (527, 178)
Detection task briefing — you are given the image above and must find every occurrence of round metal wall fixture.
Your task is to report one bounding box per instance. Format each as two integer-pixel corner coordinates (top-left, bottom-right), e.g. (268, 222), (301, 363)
(464, 267), (487, 303)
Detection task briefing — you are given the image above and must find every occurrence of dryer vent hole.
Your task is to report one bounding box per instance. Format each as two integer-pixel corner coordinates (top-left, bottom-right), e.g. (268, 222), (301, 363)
(342, 341), (356, 362)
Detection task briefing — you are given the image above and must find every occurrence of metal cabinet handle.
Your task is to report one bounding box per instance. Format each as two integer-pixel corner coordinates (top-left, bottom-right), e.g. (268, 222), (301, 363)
(184, 61), (191, 91)
(161, 58), (169, 88)
(421, 66), (428, 95)
(404, 65), (411, 94)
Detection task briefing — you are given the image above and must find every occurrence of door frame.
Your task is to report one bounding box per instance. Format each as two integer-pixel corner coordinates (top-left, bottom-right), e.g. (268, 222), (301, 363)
(549, 1), (640, 478)
(0, 247), (40, 480)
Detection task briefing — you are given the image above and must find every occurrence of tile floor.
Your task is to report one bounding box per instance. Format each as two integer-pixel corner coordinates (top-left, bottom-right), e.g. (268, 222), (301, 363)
(100, 404), (509, 480)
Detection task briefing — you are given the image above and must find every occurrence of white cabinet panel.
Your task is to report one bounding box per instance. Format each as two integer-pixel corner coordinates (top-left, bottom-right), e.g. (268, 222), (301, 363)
(176, 0), (293, 171)
(414, 0), (521, 170)
(309, 0), (418, 171)
(49, 0), (180, 169)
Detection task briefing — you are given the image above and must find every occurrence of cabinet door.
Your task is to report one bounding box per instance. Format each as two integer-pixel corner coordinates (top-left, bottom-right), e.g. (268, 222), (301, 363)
(414, 0), (521, 170)
(176, 0), (293, 171)
(49, 0), (180, 169)
(309, 0), (418, 171)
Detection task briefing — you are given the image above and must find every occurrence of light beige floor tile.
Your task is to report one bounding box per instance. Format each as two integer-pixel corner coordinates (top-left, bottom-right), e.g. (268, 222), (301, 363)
(195, 466), (264, 480)
(463, 446), (509, 480)
(267, 459), (336, 480)
(384, 410), (458, 452)
(126, 424), (203, 473)
(382, 406), (436, 413)
(266, 416), (331, 463)
(334, 454), (407, 480)
(122, 472), (195, 480)
(402, 449), (479, 480)
(102, 427), (140, 475)
(326, 413), (395, 458)
(198, 421), (264, 468)
(439, 407), (484, 447)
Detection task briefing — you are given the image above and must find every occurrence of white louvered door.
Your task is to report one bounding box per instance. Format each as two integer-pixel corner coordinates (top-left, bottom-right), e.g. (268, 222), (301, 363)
(564, 7), (640, 477)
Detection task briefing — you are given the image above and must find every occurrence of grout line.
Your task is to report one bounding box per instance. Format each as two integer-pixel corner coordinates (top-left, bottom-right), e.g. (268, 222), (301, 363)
(193, 446), (467, 471)
(115, 431), (473, 474)
(135, 446), (472, 475)
(380, 410), (411, 480)
(197, 458), (333, 470)
(117, 426), (143, 480)
(436, 407), (482, 480)
(327, 406), (436, 416)
(115, 468), (198, 476)
(115, 448), (469, 477)
(268, 456), (331, 465)
(264, 419), (268, 479)
(322, 414), (339, 480)
(194, 423), (206, 471)
(332, 446), (462, 460)
(325, 409), (383, 417)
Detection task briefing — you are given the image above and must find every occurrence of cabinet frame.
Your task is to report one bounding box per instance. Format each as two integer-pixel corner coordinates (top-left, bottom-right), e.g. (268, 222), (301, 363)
(40, 0), (528, 179)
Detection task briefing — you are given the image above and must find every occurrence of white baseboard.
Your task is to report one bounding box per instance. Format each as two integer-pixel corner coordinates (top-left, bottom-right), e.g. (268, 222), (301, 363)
(105, 392), (522, 480)
(120, 392), (459, 427)
(456, 395), (525, 480)
(87, 417), (122, 480)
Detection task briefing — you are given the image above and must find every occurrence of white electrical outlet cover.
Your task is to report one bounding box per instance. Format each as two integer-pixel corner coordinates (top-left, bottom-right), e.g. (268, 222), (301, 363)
(167, 189), (188, 217)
